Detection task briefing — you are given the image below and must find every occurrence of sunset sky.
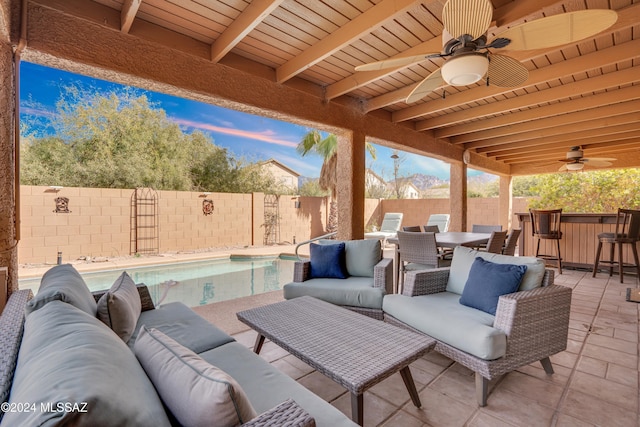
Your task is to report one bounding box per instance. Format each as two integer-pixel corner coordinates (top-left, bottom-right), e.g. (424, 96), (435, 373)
(20, 61), (469, 181)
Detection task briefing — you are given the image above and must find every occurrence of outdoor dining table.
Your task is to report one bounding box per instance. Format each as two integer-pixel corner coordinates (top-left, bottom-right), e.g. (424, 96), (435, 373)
(388, 232), (492, 293)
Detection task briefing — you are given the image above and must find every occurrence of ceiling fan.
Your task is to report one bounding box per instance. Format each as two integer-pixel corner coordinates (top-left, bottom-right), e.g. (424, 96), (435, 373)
(355, 0), (618, 104)
(558, 147), (616, 171)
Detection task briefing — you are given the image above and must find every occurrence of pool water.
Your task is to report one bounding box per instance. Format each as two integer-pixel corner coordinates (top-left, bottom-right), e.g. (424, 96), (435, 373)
(19, 256), (296, 307)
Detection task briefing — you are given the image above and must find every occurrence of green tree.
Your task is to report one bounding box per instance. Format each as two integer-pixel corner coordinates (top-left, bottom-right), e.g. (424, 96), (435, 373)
(519, 169), (640, 212)
(296, 131), (376, 232)
(298, 179), (329, 197)
(21, 86), (280, 194)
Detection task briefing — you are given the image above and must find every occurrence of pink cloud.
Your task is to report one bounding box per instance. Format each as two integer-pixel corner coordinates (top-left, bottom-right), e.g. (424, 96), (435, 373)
(171, 117), (298, 148)
(20, 106), (57, 119)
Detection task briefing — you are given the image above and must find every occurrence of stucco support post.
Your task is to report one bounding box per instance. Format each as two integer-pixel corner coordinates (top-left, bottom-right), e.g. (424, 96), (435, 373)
(336, 131), (365, 240)
(499, 175), (513, 231)
(449, 161), (467, 232)
(0, 42), (18, 310)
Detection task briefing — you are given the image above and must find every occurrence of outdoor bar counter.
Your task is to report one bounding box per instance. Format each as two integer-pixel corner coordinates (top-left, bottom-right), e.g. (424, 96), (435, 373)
(515, 212), (630, 271)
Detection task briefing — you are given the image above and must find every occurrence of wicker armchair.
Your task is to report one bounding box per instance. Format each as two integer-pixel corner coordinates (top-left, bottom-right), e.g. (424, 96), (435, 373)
(289, 256), (392, 320)
(384, 266), (571, 407)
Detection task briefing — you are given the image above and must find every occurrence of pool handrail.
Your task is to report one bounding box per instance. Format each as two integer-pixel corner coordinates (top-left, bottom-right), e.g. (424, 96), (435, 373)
(294, 232), (337, 260)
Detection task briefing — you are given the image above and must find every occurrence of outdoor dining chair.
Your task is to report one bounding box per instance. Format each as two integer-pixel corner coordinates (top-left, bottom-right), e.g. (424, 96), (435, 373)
(502, 229), (522, 256)
(422, 225), (440, 233)
(396, 231), (452, 291)
(592, 208), (640, 283)
(471, 224), (503, 250)
(402, 226), (422, 232)
(481, 230), (508, 254)
(471, 224), (503, 233)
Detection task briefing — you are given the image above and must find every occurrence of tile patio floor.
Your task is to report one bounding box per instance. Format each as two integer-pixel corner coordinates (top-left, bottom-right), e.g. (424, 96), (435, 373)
(232, 268), (639, 427)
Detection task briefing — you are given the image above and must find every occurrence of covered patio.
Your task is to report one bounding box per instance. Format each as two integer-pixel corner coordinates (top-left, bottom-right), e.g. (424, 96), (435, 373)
(0, 1), (639, 424)
(1, 0), (640, 296)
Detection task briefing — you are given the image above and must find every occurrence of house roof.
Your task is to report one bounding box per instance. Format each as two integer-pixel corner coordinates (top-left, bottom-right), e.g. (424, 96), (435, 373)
(259, 159), (301, 178)
(8, 0), (640, 176)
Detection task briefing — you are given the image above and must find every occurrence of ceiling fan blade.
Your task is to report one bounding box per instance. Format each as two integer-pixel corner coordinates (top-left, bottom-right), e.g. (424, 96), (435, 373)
(585, 157), (617, 162)
(442, 0), (493, 40)
(495, 9), (618, 51)
(406, 69), (445, 104)
(488, 54), (529, 87)
(354, 54), (439, 72)
(583, 159), (613, 167)
(558, 164), (568, 172)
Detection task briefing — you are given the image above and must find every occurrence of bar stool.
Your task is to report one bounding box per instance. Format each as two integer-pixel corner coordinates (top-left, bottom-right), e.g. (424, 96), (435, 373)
(592, 208), (640, 283)
(530, 209), (563, 274)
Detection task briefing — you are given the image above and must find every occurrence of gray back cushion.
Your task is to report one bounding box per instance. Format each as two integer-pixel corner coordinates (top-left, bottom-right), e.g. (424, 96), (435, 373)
(25, 264), (97, 317)
(97, 272), (142, 343)
(446, 246), (546, 295)
(319, 239), (381, 277)
(3, 301), (171, 427)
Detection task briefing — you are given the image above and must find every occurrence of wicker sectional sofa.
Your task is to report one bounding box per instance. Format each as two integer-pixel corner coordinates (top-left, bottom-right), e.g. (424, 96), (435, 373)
(0, 264), (358, 427)
(383, 246), (572, 407)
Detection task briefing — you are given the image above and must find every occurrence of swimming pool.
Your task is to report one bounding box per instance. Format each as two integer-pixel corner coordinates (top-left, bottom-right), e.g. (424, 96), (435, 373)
(18, 256), (296, 307)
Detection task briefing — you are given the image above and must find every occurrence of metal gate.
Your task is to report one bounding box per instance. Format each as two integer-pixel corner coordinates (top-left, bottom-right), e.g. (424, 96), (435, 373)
(130, 187), (159, 255)
(263, 194), (280, 245)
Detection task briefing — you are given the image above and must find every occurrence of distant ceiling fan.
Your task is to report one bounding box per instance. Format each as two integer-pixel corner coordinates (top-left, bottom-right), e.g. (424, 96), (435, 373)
(558, 147), (616, 171)
(355, 0), (618, 103)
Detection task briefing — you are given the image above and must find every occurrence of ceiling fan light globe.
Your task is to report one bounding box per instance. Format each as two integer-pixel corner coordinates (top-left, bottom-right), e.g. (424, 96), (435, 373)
(566, 162), (584, 171)
(441, 53), (489, 86)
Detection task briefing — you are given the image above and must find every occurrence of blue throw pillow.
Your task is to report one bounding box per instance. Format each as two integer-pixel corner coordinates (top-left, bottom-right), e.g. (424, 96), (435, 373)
(459, 257), (527, 315)
(309, 242), (348, 279)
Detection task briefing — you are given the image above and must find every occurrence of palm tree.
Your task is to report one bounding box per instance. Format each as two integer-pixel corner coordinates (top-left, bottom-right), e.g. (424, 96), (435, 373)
(297, 130), (376, 233)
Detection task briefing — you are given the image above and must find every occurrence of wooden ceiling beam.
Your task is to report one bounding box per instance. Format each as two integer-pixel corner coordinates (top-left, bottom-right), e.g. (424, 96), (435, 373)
(414, 67), (639, 131)
(481, 122), (640, 157)
(496, 141), (640, 166)
(275, 0), (417, 83)
(120, 0), (140, 33)
(511, 147), (640, 175)
(210, 0), (285, 63)
(371, 3), (640, 118)
(452, 100), (640, 145)
(435, 85), (640, 139)
(498, 132), (640, 162)
(467, 111), (640, 150)
(327, 0), (560, 101)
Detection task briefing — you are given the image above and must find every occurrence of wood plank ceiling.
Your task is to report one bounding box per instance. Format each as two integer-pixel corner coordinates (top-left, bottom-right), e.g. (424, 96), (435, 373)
(26, 0), (640, 175)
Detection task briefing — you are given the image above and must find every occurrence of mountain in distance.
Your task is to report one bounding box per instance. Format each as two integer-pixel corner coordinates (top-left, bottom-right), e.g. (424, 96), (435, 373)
(402, 173), (448, 190)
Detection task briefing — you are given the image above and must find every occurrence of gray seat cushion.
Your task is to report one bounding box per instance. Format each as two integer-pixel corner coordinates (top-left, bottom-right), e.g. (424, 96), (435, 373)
(283, 277), (384, 309)
(383, 292), (506, 360)
(4, 301), (171, 427)
(129, 302), (234, 353)
(199, 342), (358, 427)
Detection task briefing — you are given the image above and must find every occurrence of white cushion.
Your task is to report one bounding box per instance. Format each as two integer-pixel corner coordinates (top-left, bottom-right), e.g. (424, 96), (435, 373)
(446, 246), (546, 295)
(134, 326), (257, 427)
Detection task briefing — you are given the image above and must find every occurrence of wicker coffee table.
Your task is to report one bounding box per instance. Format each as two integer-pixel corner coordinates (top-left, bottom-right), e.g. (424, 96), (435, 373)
(237, 296), (435, 425)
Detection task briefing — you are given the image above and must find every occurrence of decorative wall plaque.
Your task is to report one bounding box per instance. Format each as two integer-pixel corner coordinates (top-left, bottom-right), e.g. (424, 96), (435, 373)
(202, 199), (214, 216)
(53, 197), (71, 213)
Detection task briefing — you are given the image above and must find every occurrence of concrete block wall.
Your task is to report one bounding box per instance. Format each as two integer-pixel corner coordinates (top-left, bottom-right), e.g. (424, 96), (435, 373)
(277, 196), (328, 244)
(18, 185), (533, 264)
